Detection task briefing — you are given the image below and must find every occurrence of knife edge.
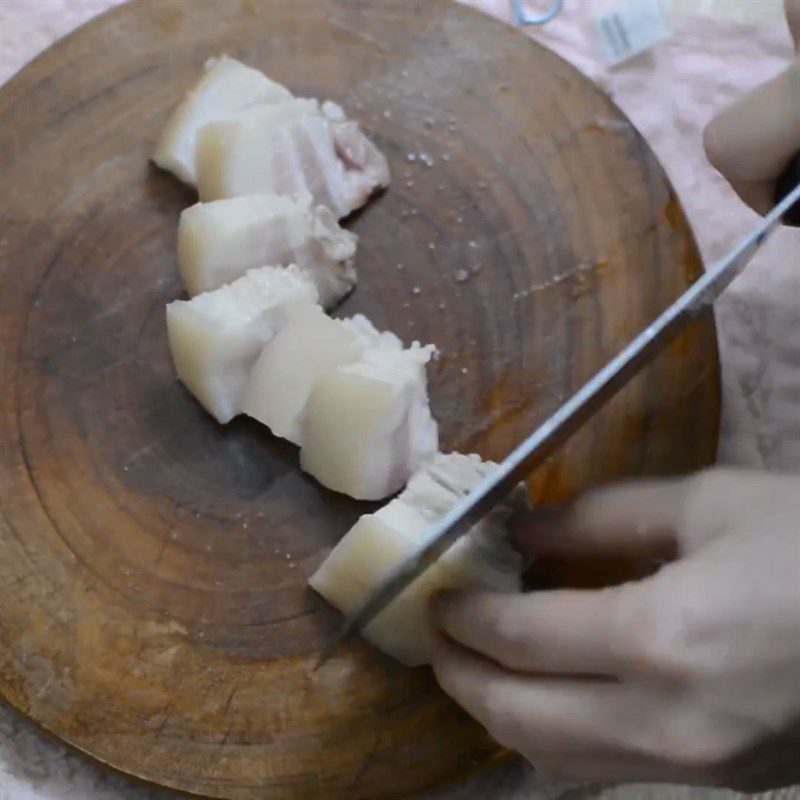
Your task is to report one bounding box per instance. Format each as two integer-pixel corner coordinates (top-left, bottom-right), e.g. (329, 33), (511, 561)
(315, 183), (800, 669)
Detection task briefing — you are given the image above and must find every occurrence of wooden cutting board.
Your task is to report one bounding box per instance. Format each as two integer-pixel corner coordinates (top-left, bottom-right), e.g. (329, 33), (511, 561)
(0, 1), (720, 798)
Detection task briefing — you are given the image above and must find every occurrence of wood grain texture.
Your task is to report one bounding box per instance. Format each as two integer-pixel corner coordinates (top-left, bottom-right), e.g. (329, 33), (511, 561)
(0, 1), (719, 798)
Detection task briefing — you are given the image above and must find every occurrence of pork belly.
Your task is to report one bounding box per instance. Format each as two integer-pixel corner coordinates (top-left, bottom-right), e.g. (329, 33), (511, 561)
(195, 99), (390, 217)
(153, 56), (291, 186)
(309, 453), (524, 666)
(177, 192), (357, 306)
(166, 265), (317, 423)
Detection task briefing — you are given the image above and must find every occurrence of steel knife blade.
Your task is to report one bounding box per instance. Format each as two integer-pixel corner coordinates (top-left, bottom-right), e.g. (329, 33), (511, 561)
(316, 182), (800, 668)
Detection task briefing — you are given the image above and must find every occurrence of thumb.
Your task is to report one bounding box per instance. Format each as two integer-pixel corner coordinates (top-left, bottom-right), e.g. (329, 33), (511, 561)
(787, 0), (800, 51)
(703, 63), (800, 214)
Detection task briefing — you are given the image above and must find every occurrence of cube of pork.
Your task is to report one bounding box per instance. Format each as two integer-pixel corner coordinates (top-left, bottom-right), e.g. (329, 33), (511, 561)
(299, 339), (438, 500)
(153, 56), (291, 186)
(166, 266), (317, 423)
(241, 307), (372, 445)
(195, 99), (390, 218)
(177, 193), (357, 307)
(309, 453), (524, 666)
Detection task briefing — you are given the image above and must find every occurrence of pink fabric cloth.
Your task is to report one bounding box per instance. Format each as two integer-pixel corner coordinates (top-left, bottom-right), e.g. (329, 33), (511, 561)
(467, 0), (800, 471)
(1, 2), (798, 799)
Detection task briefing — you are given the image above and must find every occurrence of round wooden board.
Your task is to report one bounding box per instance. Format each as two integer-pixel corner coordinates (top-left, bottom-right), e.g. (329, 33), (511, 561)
(0, 1), (720, 798)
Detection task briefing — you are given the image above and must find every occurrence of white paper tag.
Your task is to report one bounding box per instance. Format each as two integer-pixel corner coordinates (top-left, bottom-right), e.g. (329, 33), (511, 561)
(593, 0), (672, 66)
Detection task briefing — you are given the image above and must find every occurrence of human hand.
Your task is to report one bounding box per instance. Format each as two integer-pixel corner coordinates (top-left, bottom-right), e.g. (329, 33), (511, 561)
(703, 0), (800, 215)
(430, 469), (800, 789)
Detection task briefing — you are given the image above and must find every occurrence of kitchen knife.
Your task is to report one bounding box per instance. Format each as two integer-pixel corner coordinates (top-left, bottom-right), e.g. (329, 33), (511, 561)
(316, 181), (800, 668)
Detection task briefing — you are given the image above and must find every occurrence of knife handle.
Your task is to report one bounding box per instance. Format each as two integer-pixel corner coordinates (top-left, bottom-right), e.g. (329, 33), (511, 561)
(775, 151), (800, 227)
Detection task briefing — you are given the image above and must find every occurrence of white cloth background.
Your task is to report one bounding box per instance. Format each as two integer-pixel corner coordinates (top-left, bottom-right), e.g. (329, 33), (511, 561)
(1, 1), (798, 799)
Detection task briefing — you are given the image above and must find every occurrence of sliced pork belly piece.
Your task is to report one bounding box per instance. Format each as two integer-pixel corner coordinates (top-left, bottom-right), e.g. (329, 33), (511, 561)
(177, 192), (357, 307)
(166, 266), (317, 424)
(241, 307), (369, 445)
(299, 338), (437, 501)
(153, 56), (291, 186)
(195, 98), (390, 217)
(309, 453), (525, 666)
(322, 101), (392, 211)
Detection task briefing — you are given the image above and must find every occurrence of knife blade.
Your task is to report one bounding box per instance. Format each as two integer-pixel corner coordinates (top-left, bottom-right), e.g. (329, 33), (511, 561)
(316, 182), (800, 668)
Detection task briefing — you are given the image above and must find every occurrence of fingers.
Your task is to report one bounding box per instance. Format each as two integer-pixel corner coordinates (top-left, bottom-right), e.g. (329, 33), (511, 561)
(432, 585), (642, 676)
(536, 752), (694, 785)
(431, 635), (708, 786)
(431, 633), (631, 757)
(704, 64), (800, 182)
(511, 470), (790, 567)
(703, 63), (800, 214)
(674, 469), (800, 550)
(787, 0), (800, 50)
(510, 479), (687, 561)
